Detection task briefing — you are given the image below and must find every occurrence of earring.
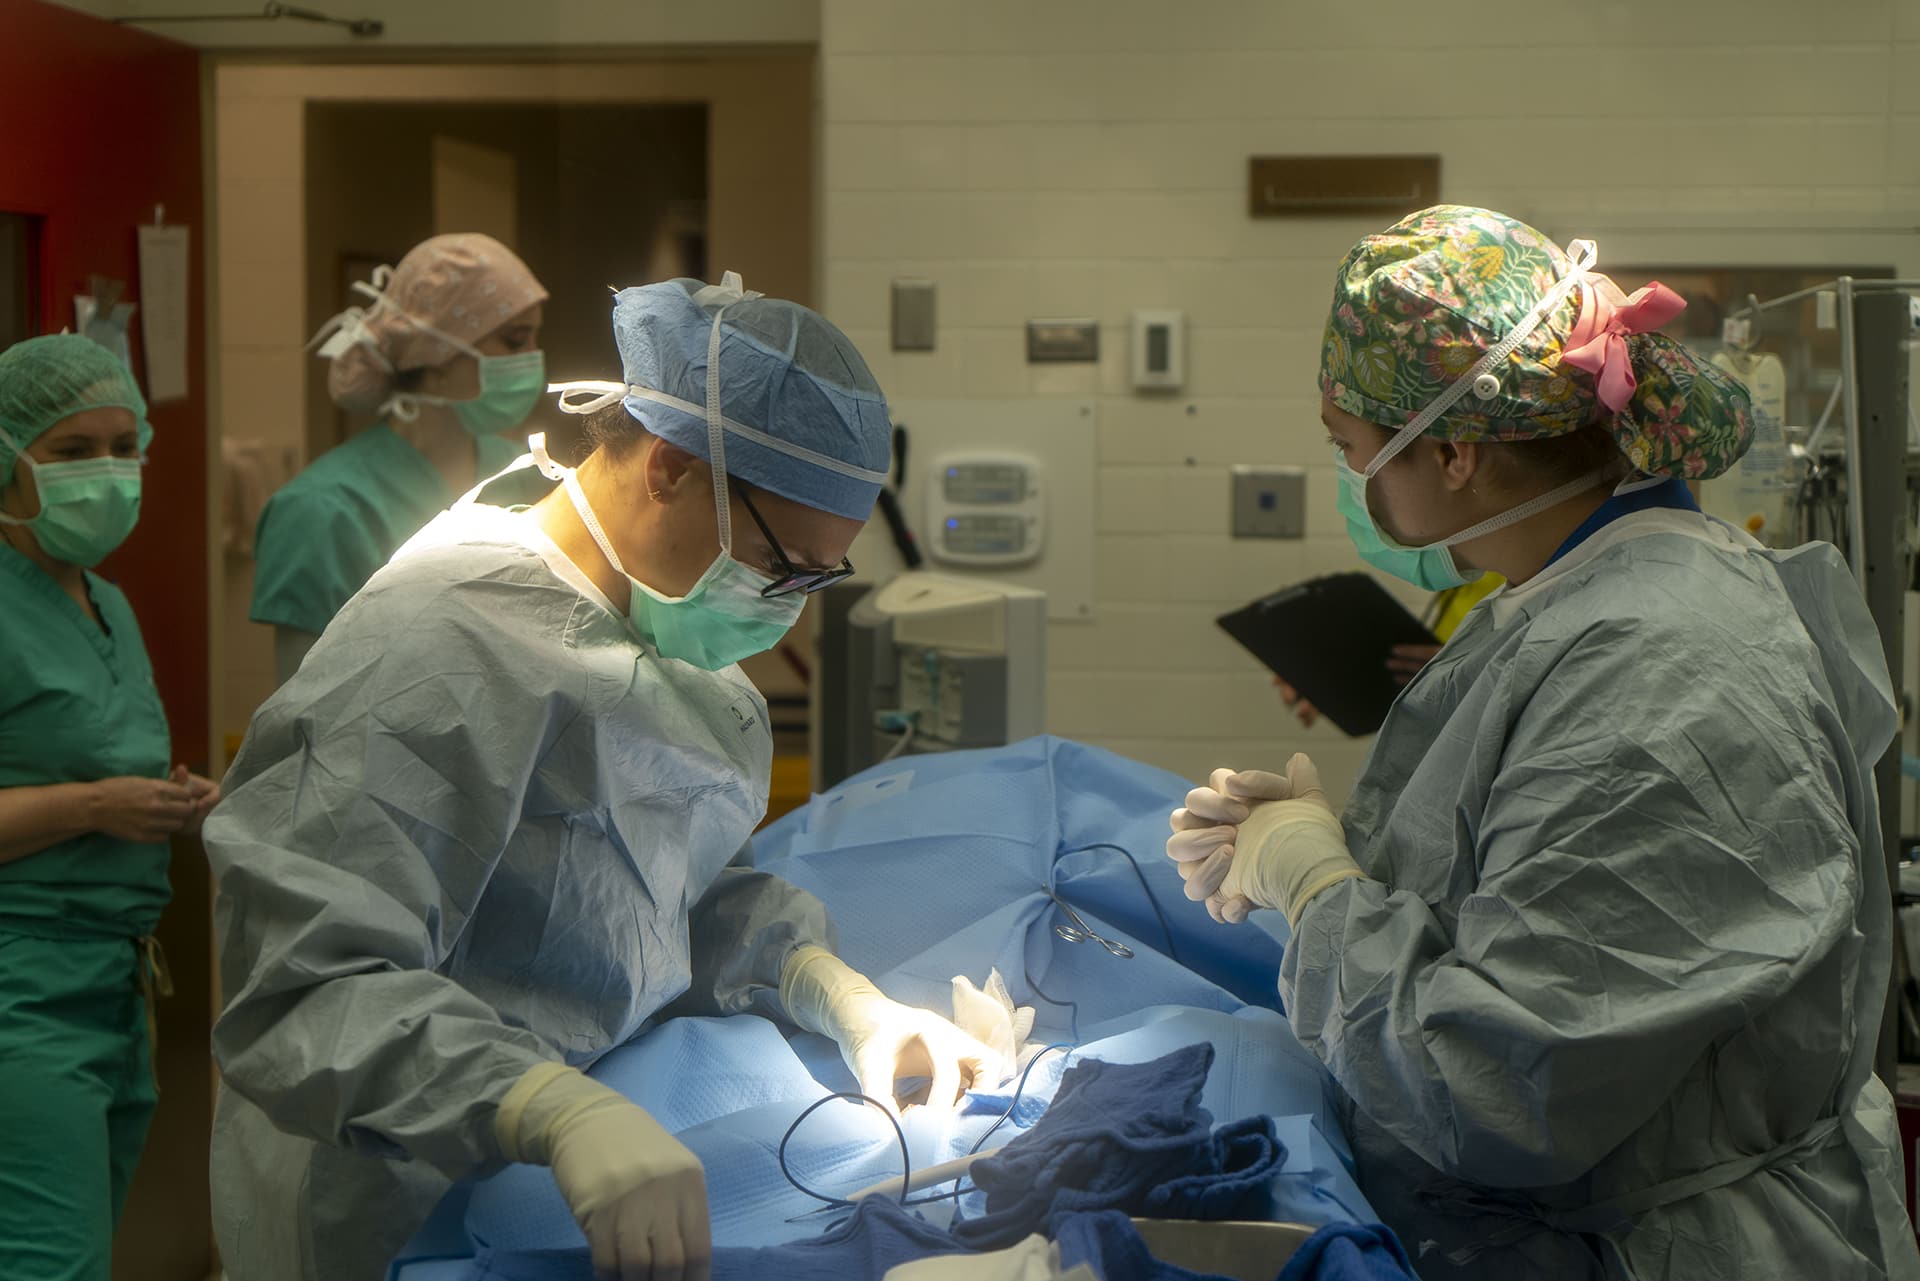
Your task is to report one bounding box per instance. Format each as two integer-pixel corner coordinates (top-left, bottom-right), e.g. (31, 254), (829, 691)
(647, 489), (661, 501)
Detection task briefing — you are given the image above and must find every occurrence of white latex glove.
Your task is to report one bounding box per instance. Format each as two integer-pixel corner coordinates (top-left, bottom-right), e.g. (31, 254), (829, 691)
(1217, 754), (1365, 926)
(1166, 766), (1292, 922)
(950, 969), (1037, 1070)
(496, 1062), (710, 1281)
(781, 946), (1004, 1111)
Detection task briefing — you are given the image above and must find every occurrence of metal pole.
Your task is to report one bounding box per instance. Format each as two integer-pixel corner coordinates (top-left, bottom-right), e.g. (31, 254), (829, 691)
(1854, 290), (1912, 1087)
(1744, 280), (1841, 314)
(1838, 278), (1870, 582)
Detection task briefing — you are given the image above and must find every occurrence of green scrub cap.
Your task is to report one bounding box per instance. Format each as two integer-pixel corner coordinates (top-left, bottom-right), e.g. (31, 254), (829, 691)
(0, 334), (151, 488)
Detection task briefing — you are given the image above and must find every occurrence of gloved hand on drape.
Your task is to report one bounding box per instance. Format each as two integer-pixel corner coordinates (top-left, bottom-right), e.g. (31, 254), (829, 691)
(496, 1061), (711, 1281)
(781, 946), (1004, 1111)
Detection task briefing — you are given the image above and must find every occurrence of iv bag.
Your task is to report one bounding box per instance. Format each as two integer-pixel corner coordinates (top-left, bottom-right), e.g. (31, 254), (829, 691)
(1704, 350), (1791, 545)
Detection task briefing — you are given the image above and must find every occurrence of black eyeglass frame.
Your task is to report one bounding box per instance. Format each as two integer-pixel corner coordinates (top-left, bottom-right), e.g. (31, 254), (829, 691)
(734, 482), (855, 599)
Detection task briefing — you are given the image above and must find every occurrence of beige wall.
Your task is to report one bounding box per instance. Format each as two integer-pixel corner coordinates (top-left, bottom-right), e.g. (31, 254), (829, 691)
(431, 136), (519, 245)
(816, 0), (1920, 802)
(212, 55), (815, 751)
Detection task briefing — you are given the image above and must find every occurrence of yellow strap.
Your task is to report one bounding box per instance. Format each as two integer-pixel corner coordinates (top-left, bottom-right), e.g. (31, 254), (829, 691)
(134, 935), (173, 1093)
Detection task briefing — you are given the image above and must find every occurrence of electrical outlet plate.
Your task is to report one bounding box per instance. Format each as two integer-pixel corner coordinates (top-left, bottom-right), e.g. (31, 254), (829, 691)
(892, 280), (936, 352)
(1230, 465), (1306, 539)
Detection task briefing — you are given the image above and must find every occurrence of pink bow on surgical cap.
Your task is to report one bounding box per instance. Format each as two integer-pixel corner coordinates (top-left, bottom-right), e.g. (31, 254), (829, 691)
(1560, 276), (1686, 413)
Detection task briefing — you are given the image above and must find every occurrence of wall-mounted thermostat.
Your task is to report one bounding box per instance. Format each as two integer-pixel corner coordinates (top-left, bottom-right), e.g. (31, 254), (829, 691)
(926, 453), (1044, 567)
(1131, 310), (1186, 390)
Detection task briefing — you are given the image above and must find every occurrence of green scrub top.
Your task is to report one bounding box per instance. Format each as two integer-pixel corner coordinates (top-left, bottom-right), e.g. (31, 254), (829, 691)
(0, 545), (173, 937)
(249, 425), (536, 636)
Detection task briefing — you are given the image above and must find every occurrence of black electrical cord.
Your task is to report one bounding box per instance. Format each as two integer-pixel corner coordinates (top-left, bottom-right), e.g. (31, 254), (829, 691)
(778, 1092), (915, 1212)
(875, 488), (923, 569)
(967, 1043), (1073, 1159)
(779, 1045), (1074, 1216)
(875, 422), (923, 568)
(1022, 965), (1080, 1044)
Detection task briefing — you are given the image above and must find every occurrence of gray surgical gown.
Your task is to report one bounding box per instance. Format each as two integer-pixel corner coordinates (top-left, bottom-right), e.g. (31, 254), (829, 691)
(1283, 509), (1920, 1280)
(204, 505), (833, 1281)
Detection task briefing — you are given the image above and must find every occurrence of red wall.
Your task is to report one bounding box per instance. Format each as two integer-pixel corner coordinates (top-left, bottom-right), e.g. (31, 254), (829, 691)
(0, 0), (208, 764)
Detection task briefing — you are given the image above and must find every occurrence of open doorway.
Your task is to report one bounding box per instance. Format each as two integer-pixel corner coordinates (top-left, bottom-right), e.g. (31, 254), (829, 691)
(302, 102), (710, 465)
(0, 211), (38, 350)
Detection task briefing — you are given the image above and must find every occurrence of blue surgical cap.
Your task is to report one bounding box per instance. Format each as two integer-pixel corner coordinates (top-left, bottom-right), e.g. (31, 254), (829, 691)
(607, 277), (892, 520)
(0, 334), (151, 488)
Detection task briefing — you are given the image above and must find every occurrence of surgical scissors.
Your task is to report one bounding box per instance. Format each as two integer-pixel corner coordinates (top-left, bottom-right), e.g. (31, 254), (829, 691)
(1043, 887), (1133, 959)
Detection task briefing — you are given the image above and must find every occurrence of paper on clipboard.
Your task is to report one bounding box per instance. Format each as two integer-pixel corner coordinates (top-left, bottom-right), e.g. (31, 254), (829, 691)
(137, 223), (190, 403)
(74, 277), (135, 370)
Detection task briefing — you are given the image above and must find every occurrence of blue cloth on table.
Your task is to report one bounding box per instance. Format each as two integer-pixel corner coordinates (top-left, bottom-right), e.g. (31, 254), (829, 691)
(463, 1209), (1417, 1281)
(955, 1043), (1279, 1248)
(1276, 1223), (1416, 1281)
(755, 738), (1292, 1027)
(709, 1198), (962, 1281)
(466, 1201), (1263, 1281)
(391, 739), (1383, 1281)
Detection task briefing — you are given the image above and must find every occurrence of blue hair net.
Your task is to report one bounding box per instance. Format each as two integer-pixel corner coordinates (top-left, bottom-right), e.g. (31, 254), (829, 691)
(600, 276), (892, 521)
(0, 334), (151, 488)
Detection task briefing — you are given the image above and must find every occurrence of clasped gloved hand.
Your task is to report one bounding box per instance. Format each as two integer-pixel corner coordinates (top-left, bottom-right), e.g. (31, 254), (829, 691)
(780, 946), (1005, 1111)
(1166, 753), (1365, 925)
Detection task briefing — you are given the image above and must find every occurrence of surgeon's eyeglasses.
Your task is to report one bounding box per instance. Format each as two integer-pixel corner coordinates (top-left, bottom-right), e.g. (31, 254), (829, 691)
(735, 483), (856, 599)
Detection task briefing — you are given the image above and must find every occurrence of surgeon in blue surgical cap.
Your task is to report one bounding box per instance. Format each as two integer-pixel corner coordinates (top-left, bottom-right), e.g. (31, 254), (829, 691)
(206, 274), (1000, 1281)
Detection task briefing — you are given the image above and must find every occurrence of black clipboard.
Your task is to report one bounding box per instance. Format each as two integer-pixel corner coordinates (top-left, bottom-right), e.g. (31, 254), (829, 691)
(1216, 572), (1439, 737)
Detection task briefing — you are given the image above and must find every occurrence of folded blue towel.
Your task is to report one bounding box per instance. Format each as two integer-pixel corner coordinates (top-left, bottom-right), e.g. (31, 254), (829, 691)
(1275, 1222), (1416, 1281)
(953, 1043), (1219, 1247)
(1142, 1115), (1281, 1222)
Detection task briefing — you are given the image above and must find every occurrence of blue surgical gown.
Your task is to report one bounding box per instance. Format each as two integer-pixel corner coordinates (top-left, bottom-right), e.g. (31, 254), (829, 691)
(1283, 509), (1920, 1280)
(206, 502), (834, 1281)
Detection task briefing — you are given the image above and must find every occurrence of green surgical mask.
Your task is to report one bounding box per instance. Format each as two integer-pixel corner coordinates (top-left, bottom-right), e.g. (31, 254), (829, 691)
(1334, 445), (1607, 592)
(1334, 451), (1476, 592)
(556, 464), (803, 670)
(0, 453), (143, 568)
(451, 349), (546, 437)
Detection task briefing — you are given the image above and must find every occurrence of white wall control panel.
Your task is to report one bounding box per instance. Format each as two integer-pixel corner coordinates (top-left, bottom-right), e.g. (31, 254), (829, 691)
(927, 453), (1044, 567)
(1131, 309), (1186, 390)
(854, 399), (1095, 620)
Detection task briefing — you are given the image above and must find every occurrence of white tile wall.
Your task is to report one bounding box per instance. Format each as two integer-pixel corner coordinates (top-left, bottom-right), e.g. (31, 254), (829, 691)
(819, 0), (1919, 800)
